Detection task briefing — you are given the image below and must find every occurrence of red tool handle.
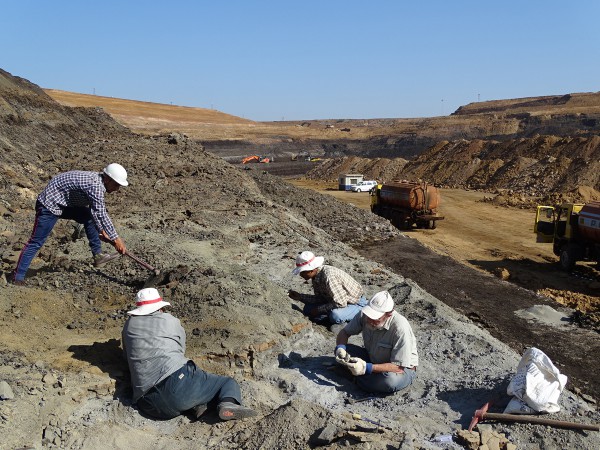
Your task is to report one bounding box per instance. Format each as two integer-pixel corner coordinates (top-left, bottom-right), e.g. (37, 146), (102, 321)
(125, 251), (157, 272)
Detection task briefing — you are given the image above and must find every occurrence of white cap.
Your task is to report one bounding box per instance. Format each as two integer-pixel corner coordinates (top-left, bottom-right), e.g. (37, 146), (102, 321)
(127, 288), (170, 315)
(292, 251), (325, 275)
(362, 291), (394, 320)
(103, 163), (129, 186)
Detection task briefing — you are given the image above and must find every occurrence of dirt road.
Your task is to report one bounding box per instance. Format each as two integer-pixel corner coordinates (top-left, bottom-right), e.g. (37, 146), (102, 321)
(290, 181), (554, 265)
(289, 180), (600, 316)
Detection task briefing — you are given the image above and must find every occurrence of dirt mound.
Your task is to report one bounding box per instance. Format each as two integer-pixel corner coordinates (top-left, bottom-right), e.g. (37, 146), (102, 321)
(305, 135), (600, 206)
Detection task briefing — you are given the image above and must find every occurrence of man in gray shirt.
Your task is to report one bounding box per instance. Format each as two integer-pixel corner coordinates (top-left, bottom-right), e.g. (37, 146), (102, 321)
(334, 290), (418, 394)
(122, 288), (257, 421)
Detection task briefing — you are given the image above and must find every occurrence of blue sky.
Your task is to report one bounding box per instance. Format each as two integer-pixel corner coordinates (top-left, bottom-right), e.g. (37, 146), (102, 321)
(2, 1), (599, 121)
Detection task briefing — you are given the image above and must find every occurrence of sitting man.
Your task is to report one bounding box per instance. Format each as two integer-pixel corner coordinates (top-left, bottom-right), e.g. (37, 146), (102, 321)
(288, 250), (367, 324)
(122, 288), (257, 421)
(334, 290), (418, 394)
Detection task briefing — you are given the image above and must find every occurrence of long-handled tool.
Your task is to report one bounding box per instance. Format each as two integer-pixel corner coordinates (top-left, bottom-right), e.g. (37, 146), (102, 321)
(95, 250), (160, 276)
(469, 402), (599, 432)
(124, 251), (160, 277)
(351, 413), (393, 431)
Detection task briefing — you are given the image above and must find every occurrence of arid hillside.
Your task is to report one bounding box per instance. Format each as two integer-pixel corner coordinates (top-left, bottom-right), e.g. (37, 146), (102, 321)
(45, 87), (600, 161)
(305, 134), (600, 205)
(455, 92), (600, 116)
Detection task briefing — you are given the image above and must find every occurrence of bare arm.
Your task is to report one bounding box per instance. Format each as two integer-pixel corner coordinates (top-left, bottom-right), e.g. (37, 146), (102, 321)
(336, 328), (350, 346)
(370, 362), (405, 374)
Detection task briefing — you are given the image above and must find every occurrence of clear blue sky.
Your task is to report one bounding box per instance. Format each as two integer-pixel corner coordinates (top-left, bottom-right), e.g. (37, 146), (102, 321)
(2, 1), (599, 121)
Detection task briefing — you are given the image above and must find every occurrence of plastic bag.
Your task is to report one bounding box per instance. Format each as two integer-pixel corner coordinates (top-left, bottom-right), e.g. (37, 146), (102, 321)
(504, 347), (567, 414)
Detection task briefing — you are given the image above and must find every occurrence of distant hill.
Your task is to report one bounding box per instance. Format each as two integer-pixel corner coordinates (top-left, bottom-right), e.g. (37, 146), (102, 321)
(44, 87), (600, 163)
(45, 89), (254, 131)
(454, 92), (600, 116)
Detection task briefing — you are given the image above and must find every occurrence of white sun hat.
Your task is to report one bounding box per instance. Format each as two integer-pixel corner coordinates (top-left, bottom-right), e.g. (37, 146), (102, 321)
(127, 288), (170, 315)
(362, 291), (394, 320)
(292, 251), (325, 275)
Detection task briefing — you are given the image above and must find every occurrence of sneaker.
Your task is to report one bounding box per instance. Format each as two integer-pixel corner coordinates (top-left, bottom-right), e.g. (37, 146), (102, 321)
(93, 253), (120, 267)
(10, 278), (26, 286)
(217, 402), (258, 421)
(192, 403), (208, 419)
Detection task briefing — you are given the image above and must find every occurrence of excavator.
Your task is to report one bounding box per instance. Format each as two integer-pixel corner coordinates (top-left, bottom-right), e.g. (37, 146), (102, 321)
(241, 155), (270, 164)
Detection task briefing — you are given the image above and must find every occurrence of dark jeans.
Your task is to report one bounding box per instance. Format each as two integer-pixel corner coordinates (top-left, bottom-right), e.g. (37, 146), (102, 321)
(136, 361), (242, 420)
(13, 201), (101, 280)
(303, 296), (367, 324)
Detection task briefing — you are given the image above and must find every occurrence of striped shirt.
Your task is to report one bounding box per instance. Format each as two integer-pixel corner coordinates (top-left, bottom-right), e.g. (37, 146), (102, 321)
(122, 311), (189, 402)
(344, 310), (419, 368)
(37, 170), (118, 240)
(299, 265), (364, 314)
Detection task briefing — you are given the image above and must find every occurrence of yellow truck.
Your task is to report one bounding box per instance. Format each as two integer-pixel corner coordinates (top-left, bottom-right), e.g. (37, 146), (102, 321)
(534, 201), (600, 271)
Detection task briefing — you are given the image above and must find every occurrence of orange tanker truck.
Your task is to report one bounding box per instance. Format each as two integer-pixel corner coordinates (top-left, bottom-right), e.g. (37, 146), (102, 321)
(370, 180), (444, 230)
(534, 201), (600, 271)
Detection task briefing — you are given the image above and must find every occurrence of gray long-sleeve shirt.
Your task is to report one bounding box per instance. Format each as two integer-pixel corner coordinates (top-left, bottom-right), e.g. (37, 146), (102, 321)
(122, 311), (189, 402)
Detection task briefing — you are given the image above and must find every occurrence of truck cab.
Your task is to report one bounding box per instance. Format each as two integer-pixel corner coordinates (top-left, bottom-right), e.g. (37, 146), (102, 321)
(534, 203), (586, 270)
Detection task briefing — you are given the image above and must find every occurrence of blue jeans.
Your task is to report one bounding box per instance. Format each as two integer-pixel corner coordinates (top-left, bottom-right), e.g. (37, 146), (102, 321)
(136, 361), (242, 420)
(350, 346), (417, 394)
(13, 201), (102, 281)
(303, 296), (367, 324)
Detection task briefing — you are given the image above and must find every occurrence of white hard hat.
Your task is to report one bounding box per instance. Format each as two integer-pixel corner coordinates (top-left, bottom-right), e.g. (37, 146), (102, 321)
(103, 163), (129, 186)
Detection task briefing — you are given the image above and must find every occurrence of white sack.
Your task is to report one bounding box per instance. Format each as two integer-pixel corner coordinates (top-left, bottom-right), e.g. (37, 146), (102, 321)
(504, 347), (567, 414)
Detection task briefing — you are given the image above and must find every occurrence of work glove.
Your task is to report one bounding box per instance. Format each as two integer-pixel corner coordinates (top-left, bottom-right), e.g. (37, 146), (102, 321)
(346, 357), (373, 376)
(335, 345), (350, 364)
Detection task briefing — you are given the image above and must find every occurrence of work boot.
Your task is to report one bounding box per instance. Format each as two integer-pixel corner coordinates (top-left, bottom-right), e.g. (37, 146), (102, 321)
(192, 403), (208, 419)
(93, 253), (120, 267)
(217, 402), (257, 421)
(10, 278), (27, 287)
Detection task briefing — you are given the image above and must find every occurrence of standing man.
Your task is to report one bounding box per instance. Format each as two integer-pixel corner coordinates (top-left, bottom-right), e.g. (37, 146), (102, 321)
(334, 290), (418, 394)
(11, 163), (128, 285)
(288, 250), (367, 324)
(122, 288), (257, 421)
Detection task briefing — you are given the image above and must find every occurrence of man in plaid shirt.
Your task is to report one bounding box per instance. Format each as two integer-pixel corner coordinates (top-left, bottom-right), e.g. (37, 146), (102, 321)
(288, 250), (367, 324)
(12, 163), (129, 285)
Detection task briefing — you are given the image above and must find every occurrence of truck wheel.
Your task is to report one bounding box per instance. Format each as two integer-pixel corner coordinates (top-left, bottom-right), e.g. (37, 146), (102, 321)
(428, 220), (436, 230)
(559, 245), (577, 272)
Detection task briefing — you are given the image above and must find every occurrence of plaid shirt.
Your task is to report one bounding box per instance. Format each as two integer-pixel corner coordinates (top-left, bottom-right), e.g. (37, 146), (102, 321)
(299, 265), (364, 314)
(37, 170), (119, 240)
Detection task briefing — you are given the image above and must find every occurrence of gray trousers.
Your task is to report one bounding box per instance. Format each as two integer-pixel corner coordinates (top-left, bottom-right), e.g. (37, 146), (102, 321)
(350, 346), (417, 394)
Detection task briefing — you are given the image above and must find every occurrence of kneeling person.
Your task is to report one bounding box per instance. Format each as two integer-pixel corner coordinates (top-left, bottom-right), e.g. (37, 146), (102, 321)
(288, 250), (367, 324)
(122, 288), (257, 421)
(334, 290), (418, 394)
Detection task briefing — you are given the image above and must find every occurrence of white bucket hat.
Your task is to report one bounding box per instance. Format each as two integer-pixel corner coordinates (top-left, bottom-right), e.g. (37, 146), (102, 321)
(292, 251), (325, 275)
(362, 291), (394, 320)
(127, 288), (170, 315)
